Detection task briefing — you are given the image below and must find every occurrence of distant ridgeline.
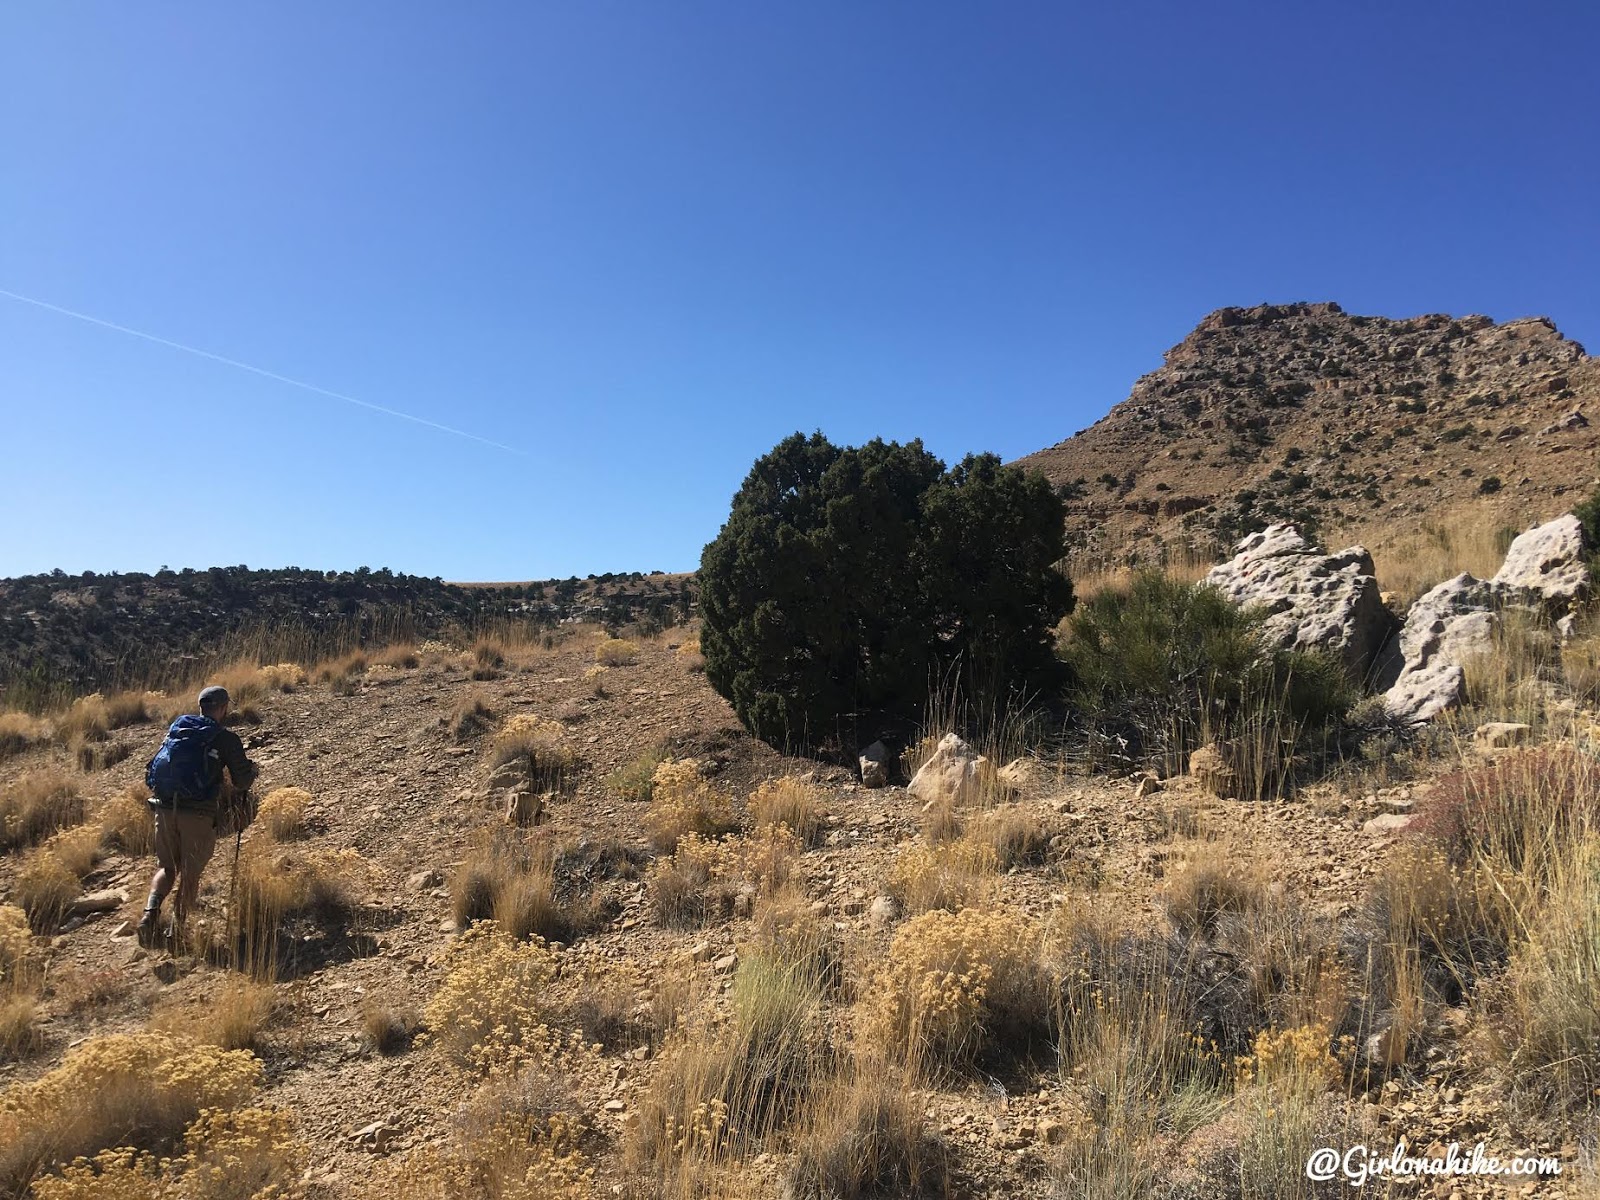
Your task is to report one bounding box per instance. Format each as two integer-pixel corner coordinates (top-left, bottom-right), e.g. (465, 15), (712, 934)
(0, 564), (695, 707)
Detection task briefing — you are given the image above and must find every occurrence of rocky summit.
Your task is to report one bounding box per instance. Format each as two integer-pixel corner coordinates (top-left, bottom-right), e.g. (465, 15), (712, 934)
(1016, 302), (1599, 564)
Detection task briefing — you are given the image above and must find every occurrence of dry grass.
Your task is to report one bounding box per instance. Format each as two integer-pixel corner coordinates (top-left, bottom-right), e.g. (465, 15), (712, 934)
(469, 638), (505, 681)
(1329, 505), (1516, 607)
(372, 643), (421, 670)
(963, 805), (1050, 869)
(444, 692), (497, 741)
(255, 786), (311, 840)
(628, 945), (828, 1188)
(0, 1031), (263, 1194)
(14, 826), (102, 932)
(98, 784), (154, 856)
(1459, 608), (1562, 726)
(748, 775), (827, 847)
(0, 711), (51, 761)
(676, 635), (705, 673)
(449, 830), (596, 945)
(604, 743), (670, 802)
(594, 636), (639, 667)
(362, 999), (421, 1055)
(1161, 857), (1268, 939)
(47, 967), (132, 1015)
(152, 980), (275, 1052)
(313, 650), (368, 691)
(232, 845), (365, 974)
(786, 1061), (947, 1199)
(0, 771), (85, 851)
(1476, 832), (1600, 1113)
(582, 663), (609, 696)
(0, 995), (39, 1062)
(642, 758), (737, 853)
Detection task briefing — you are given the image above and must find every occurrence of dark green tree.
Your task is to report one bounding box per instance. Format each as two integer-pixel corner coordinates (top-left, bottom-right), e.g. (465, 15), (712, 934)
(698, 432), (1072, 749)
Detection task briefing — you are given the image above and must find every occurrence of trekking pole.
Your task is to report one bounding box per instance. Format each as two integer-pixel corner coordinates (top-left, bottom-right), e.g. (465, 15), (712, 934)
(226, 826), (242, 967)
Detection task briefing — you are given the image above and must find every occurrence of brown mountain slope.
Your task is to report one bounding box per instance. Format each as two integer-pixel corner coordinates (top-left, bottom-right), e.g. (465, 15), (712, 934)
(1016, 302), (1600, 576)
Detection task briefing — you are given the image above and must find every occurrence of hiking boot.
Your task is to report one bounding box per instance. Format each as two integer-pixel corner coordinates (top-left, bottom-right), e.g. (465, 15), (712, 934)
(136, 908), (162, 949)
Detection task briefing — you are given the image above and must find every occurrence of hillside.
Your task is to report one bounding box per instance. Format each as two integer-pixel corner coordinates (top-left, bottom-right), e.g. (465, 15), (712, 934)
(1, 629), (1595, 1196)
(1017, 302), (1600, 570)
(0, 566), (695, 707)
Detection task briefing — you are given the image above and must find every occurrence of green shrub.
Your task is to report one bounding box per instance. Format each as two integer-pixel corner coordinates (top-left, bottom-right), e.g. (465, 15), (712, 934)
(1061, 572), (1352, 787)
(698, 433), (1073, 748)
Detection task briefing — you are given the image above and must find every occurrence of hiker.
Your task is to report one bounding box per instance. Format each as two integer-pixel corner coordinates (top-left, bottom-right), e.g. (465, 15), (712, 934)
(138, 685), (259, 948)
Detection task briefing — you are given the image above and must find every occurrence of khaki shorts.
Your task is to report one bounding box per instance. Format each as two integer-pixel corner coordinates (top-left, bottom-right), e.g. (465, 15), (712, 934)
(153, 807), (218, 882)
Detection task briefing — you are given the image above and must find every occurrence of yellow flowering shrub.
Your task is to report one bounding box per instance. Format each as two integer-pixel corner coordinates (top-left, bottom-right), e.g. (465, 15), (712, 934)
(423, 922), (594, 1075)
(361, 1105), (591, 1200)
(594, 637), (639, 667)
(643, 759), (736, 852)
(487, 715), (575, 789)
(1235, 1022), (1340, 1092)
(32, 1106), (305, 1200)
(0, 1033), (262, 1193)
(866, 908), (1048, 1068)
(886, 839), (998, 915)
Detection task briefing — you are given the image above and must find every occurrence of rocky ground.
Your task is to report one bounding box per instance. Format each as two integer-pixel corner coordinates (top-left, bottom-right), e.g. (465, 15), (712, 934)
(0, 632), (1592, 1197)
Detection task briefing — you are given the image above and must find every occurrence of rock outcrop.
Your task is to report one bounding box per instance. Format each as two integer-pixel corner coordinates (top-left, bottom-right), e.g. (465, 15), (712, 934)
(1382, 573), (1498, 723)
(1491, 513), (1590, 605)
(907, 733), (990, 807)
(1204, 524), (1394, 677)
(1383, 514), (1591, 722)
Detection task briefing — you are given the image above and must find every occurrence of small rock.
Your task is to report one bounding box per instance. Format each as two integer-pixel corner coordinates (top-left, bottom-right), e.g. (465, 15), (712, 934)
(712, 953), (738, 974)
(1363, 813), (1413, 836)
(868, 895), (900, 926)
(603, 1099), (627, 1113)
(858, 741), (890, 789)
(1474, 721), (1532, 751)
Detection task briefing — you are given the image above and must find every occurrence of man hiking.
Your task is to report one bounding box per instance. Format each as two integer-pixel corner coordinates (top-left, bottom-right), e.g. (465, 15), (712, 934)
(138, 685), (259, 948)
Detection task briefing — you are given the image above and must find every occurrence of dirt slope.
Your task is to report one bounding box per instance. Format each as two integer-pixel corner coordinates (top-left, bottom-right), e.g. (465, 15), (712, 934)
(0, 639), (1576, 1196)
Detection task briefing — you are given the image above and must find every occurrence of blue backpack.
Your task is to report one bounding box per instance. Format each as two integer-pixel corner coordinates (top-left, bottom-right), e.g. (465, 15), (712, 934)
(145, 715), (221, 804)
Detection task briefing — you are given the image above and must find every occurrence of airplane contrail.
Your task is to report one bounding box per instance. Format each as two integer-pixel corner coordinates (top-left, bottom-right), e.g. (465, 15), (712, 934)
(0, 286), (526, 455)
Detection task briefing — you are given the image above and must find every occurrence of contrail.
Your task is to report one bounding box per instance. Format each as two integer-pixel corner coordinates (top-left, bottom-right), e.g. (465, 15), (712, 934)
(0, 286), (526, 455)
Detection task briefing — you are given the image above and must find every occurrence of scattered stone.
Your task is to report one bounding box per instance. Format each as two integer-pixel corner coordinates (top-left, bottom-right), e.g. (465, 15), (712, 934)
(868, 895), (900, 926)
(1363, 813), (1413, 836)
(66, 889), (127, 918)
(712, 953), (738, 974)
(1188, 744), (1236, 799)
(996, 757), (1044, 794)
(1474, 721), (1532, 751)
(503, 789), (545, 826)
(1204, 524), (1395, 676)
(858, 741), (890, 789)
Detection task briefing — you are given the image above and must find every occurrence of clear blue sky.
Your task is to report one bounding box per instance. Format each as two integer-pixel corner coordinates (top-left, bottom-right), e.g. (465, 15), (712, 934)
(4, 3), (1596, 580)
